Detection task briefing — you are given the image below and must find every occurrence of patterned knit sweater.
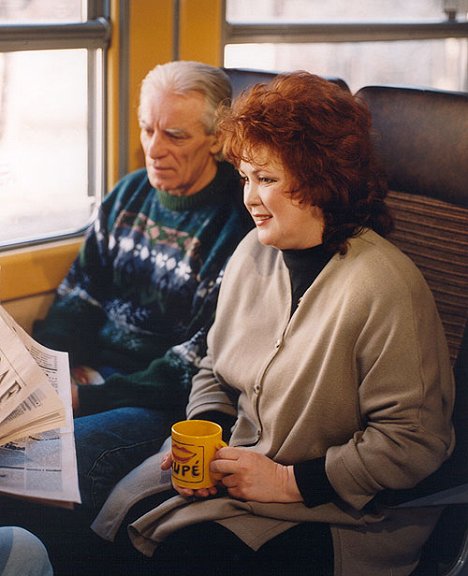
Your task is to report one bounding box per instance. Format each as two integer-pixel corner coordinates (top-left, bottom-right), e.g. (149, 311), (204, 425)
(33, 162), (252, 414)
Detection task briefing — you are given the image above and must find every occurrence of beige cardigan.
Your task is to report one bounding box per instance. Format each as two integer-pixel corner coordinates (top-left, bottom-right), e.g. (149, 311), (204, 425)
(95, 229), (455, 576)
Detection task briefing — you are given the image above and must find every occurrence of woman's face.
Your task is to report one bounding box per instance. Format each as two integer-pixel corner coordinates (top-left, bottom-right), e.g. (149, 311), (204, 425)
(239, 149), (324, 250)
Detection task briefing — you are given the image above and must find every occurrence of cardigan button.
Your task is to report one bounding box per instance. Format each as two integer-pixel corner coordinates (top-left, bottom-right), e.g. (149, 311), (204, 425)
(275, 338), (281, 348)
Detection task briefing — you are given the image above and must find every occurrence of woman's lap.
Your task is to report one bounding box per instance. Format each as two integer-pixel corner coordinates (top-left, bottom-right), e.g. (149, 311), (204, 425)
(153, 521), (334, 576)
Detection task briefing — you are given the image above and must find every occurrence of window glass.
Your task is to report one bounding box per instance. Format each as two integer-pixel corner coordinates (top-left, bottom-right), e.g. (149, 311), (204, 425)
(226, 0), (447, 22)
(0, 49), (99, 245)
(225, 39), (468, 93)
(225, 0), (468, 92)
(0, 0), (84, 24)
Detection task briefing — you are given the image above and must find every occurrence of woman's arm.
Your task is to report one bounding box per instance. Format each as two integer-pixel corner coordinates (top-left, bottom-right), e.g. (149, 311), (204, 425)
(186, 348), (239, 421)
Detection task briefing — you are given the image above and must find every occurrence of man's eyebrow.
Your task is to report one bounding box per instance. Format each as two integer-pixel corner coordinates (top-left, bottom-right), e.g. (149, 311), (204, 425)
(138, 117), (148, 126)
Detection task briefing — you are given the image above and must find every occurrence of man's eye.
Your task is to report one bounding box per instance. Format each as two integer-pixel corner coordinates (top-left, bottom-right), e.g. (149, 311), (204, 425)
(167, 132), (186, 140)
(141, 127), (153, 136)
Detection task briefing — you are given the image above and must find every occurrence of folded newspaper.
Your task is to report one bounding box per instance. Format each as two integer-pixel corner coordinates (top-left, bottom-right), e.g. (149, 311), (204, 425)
(0, 305), (81, 505)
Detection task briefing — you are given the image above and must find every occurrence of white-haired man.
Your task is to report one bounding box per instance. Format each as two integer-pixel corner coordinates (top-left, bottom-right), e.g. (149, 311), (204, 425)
(32, 60), (251, 510)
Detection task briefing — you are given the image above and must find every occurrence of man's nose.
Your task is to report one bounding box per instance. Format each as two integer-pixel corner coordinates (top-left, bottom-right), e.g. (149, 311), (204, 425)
(148, 132), (167, 158)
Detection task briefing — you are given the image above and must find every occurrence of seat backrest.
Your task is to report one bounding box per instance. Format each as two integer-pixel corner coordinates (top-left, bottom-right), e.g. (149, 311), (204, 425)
(356, 86), (468, 364)
(223, 67), (350, 98)
(357, 85), (468, 576)
(223, 67), (278, 98)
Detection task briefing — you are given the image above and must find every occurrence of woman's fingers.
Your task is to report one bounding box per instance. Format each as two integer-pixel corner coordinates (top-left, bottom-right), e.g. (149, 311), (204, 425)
(160, 451), (172, 470)
(210, 458), (239, 476)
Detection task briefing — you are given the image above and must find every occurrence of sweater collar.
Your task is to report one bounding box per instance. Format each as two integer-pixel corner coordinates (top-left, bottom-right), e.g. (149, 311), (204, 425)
(156, 162), (235, 212)
(282, 243), (330, 273)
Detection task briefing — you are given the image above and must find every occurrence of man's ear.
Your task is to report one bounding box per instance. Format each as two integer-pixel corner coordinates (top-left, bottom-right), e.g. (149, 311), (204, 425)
(209, 133), (223, 156)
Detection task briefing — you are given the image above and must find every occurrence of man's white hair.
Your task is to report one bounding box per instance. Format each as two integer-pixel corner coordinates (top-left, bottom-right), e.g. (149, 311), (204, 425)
(139, 60), (232, 135)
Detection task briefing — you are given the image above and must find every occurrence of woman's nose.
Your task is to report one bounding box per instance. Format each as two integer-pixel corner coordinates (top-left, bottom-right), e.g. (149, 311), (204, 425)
(243, 181), (259, 207)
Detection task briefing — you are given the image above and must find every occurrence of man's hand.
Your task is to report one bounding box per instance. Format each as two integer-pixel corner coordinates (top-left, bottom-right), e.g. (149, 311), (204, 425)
(70, 365), (105, 415)
(71, 365), (105, 385)
(70, 379), (80, 414)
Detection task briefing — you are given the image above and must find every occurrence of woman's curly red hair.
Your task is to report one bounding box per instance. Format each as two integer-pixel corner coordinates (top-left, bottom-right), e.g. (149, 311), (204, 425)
(218, 71), (393, 254)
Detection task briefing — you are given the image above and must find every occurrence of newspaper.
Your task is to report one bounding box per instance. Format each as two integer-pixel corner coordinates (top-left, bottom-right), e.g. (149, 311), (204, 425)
(0, 305), (81, 505)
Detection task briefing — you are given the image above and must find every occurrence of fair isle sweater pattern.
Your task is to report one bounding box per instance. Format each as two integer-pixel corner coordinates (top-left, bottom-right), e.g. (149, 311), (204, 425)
(33, 162), (251, 412)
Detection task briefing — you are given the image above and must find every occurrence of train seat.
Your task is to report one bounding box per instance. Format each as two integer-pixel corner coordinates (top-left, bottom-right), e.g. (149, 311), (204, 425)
(355, 85), (468, 576)
(223, 66), (350, 97)
(356, 85), (468, 363)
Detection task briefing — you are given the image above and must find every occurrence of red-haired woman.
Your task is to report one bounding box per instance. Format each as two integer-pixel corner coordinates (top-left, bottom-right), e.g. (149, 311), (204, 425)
(96, 72), (455, 576)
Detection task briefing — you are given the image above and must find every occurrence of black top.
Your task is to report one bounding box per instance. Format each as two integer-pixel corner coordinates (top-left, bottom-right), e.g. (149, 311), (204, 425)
(282, 244), (332, 316)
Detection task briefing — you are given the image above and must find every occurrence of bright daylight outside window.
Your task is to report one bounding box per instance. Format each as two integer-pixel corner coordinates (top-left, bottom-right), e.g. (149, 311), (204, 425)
(225, 0), (468, 93)
(0, 0), (105, 247)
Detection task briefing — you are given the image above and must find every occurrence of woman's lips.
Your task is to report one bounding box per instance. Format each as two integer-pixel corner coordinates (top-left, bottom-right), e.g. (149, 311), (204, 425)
(252, 213), (272, 225)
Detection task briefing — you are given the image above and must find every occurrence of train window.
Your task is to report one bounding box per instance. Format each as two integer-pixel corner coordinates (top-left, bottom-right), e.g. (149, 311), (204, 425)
(0, 0), (85, 23)
(224, 0), (468, 93)
(226, 0), (451, 21)
(0, 0), (109, 249)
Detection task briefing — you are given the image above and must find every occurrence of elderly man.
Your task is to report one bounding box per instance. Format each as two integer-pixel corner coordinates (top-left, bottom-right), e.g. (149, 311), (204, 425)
(32, 60), (252, 510)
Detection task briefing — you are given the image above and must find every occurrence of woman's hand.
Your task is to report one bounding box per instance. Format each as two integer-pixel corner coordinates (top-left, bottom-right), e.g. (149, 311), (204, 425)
(160, 451), (219, 499)
(211, 446), (303, 503)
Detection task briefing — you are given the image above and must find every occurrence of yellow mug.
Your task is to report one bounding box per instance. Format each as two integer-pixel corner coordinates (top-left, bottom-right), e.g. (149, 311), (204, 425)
(171, 420), (226, 489)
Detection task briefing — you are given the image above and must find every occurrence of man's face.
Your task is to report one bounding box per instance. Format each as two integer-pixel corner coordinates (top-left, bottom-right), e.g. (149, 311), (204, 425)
(139, 89), (221, 196)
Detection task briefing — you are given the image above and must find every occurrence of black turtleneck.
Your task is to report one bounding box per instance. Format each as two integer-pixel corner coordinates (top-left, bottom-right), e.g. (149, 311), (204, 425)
(282, 244), (333, 317)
